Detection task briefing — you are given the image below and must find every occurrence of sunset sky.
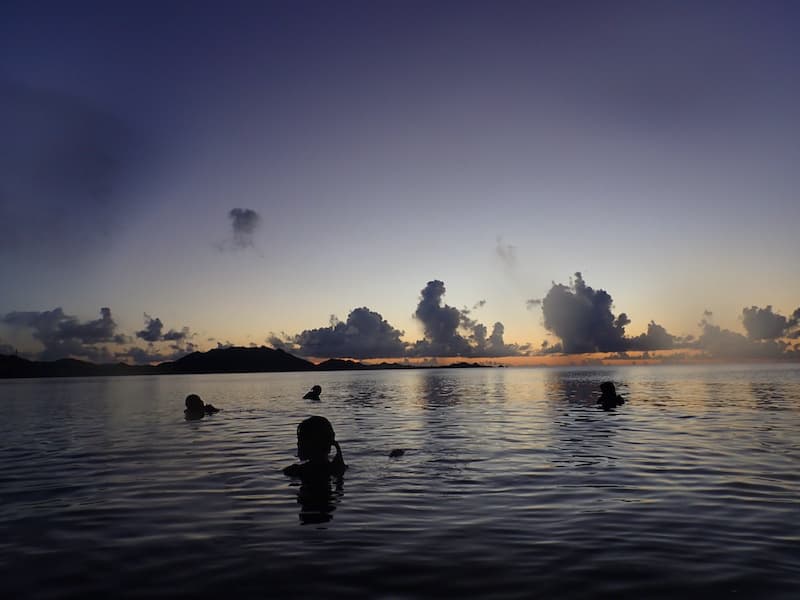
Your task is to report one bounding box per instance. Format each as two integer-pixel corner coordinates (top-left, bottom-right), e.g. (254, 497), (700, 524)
(1, 1), (799, 363)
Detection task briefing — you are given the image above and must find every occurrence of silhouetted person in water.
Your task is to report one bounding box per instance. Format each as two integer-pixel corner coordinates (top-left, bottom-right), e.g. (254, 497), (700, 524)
(597, 382), (625, 410)
(184, 394), (220, 420)
(303, 385), (322, 401)
(283, 415), (346, 478)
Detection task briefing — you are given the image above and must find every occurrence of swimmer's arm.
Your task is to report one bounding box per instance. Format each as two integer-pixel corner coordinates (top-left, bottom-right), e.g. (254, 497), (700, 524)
(331, 441), (347, 474)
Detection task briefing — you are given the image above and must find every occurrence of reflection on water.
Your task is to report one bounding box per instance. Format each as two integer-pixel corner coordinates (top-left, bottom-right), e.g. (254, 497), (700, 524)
(1, 365), (800, 598)
(294, 476), (344, 525)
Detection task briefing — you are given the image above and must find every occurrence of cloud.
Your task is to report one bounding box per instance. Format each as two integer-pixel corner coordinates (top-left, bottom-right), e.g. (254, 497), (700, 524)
(279, 307), (407, 359)
(696, 318), (790, 359)
(629, 321), (676, 351)
(117, 340), (197, 365)
(135, 314), (190, 342)
(495, 237), (517, 268)
(412, 280), (473, 356)
(536, 272), (629, 353)
(412, 280), (526, 357)
(226, 208), (261, 250)
(526, 298), (542, 311)
(741, 305), (799, 340)
(1, 307), (128, 361)
(0, 82), (145, 261)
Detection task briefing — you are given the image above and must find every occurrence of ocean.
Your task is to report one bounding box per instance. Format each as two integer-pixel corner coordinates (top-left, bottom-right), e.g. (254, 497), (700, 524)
(1, 364), (799, 599)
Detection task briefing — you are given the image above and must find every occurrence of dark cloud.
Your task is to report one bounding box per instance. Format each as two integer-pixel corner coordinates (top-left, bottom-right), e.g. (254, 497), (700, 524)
(412, 280), (526, 357)
(282, 307), (407, 359)
(629, 321), (676, 351)
(226, 208), (261, 250)
(135, 314), (190, 342)
(741, 305), (799, 341)
(412, 280), (472, 356)
(537, 272), (629, 353)
(0, 82), (144, 261)
(1, 307), (127, 361)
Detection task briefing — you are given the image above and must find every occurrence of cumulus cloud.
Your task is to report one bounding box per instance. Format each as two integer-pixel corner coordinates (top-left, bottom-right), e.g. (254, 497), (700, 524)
(629, 321), (676, 351)
(1, 307), (128, 361)
(135, 314), (190, 342)
(412, 280), (473, 356)
(741, 305), (799, 340)
(412, 280), (526, 357)
(536, 272), (630, 353)
(277, 307), (407, 359)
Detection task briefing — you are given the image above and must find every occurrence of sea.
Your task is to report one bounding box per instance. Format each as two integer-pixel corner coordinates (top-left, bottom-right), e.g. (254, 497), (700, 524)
(1, 364), (799, 599)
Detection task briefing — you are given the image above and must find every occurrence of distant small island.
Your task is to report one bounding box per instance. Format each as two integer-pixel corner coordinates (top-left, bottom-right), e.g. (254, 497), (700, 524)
(0, 346), (489, 379)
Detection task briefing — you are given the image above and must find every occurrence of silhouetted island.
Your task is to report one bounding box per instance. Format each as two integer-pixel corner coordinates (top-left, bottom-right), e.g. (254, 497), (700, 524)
(0, 347), (490, 379)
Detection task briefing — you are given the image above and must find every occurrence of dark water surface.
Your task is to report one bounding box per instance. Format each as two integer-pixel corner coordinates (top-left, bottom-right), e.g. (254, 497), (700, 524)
(2, 365), (799, 599)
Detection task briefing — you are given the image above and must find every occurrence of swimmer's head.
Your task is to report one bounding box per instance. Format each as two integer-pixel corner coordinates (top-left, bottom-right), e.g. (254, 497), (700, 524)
(600, 381), (616, 396)
(296, 415), (336, 461)
(311, 385), (322, 394)
(185, 394), (204, 412)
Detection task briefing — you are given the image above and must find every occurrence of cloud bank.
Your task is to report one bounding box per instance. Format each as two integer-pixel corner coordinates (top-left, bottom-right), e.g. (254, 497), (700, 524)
(2, 275), (798, 364)
(0, 307), (127, 362)
(274, 307), (407, 359)
(530, 272), (799, 360)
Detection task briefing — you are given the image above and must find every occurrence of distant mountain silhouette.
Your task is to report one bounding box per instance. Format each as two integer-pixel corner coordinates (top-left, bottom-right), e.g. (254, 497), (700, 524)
(161, 346), (315, 374)
(315, 358), (368, 371)
(0, 346), (489, 379)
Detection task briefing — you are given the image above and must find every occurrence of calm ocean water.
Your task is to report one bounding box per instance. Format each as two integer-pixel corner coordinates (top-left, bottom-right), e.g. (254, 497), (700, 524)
(1, 365), (799, 599)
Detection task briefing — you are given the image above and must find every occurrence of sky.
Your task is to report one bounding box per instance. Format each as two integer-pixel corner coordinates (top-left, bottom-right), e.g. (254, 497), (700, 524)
(1, 0), (799, 364)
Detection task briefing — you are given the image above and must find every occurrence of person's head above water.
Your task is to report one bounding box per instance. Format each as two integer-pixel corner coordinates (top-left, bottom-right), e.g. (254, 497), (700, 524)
(303, 385), (322, 400)
(600, 382), (617, 397)
(184, 394), (220, 418)
(185, 394), (205, 412)
(296, 415), (336, 461)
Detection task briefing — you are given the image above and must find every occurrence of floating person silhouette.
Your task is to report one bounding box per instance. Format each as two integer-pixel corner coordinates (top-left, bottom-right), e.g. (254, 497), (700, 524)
(597, 381), (625, 410)
(184, 394), (220, 420)
(283, 415), (347, 478)
(303, 385), (322, 401)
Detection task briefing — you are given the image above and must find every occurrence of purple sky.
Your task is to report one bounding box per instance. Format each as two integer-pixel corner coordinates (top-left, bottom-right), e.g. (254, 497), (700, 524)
(1, 1), (799, 363)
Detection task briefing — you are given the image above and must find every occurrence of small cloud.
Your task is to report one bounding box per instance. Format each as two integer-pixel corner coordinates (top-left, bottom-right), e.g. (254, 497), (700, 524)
(229, 208), (260, 249)
(136, 314), (190, 342)
(526, 298), (542, 310)
(495, 236), (517, 268)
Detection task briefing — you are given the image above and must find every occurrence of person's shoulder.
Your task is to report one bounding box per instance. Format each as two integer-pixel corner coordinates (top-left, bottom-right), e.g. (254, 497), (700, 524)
(283, 463), (303, 477)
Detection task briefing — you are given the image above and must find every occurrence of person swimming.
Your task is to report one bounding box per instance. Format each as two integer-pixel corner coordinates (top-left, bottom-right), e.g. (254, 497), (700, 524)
(303, 385), (322, 401)
(283, 415), (346, 478)
(597, 381), (625, 409)
(184, 394), (220, 420)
